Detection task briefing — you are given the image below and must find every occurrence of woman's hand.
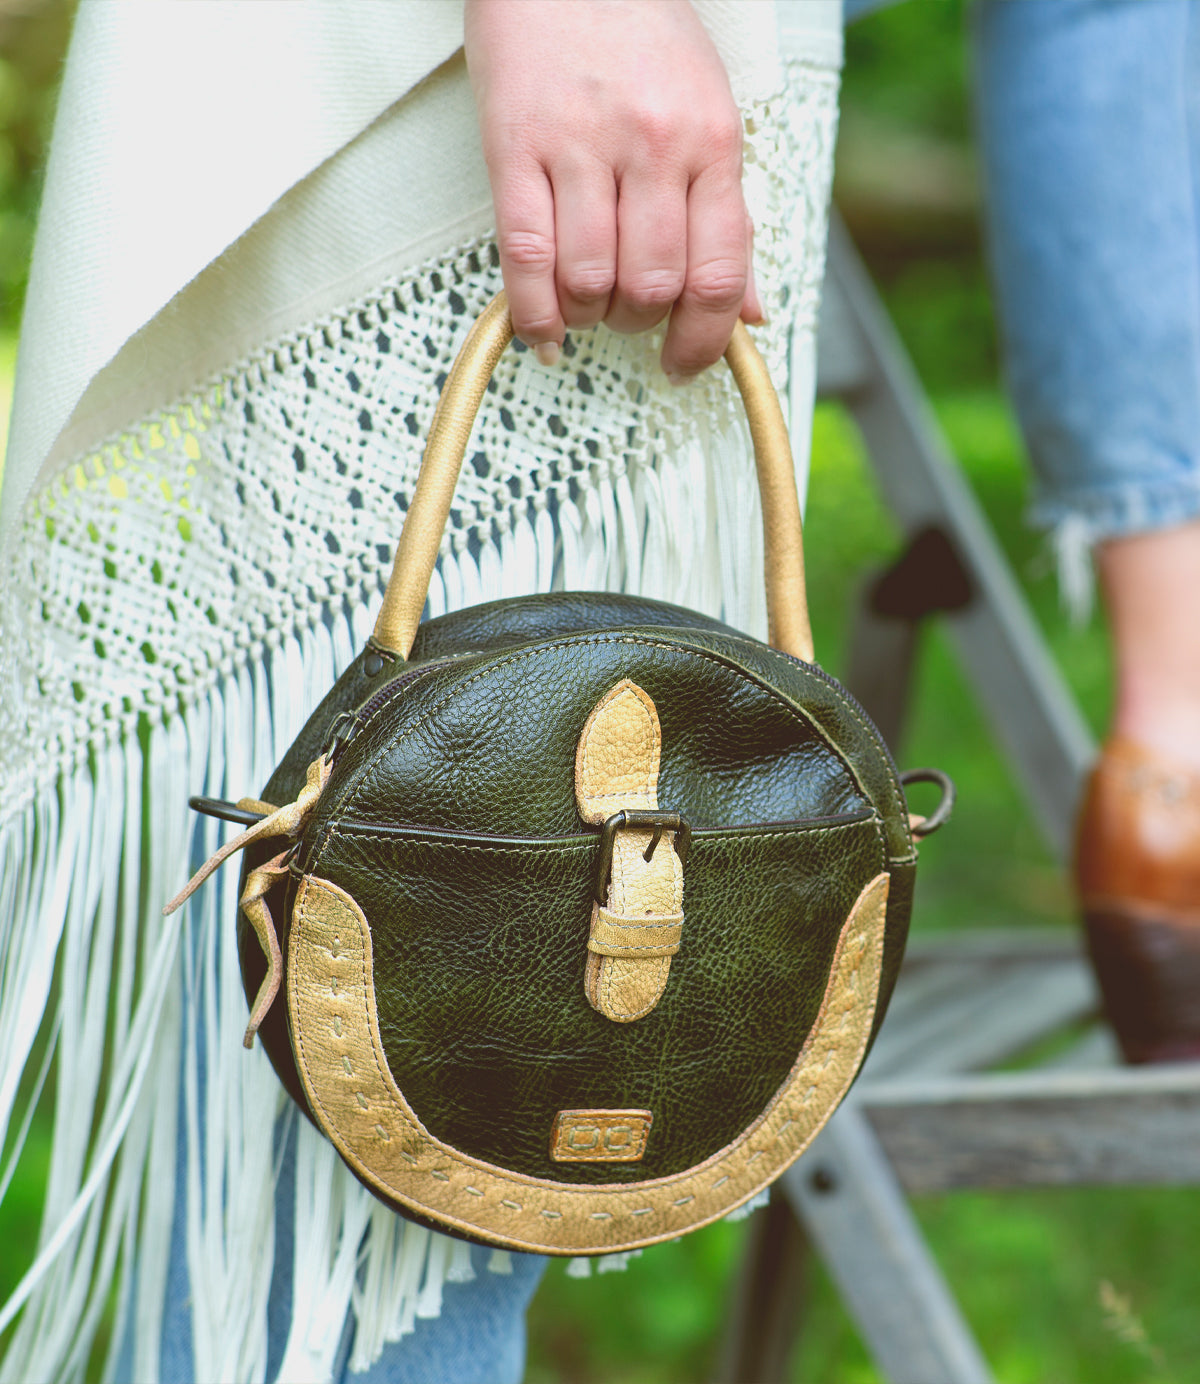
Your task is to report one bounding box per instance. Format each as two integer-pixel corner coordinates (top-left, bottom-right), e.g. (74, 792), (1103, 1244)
(464, 0), (762, 382)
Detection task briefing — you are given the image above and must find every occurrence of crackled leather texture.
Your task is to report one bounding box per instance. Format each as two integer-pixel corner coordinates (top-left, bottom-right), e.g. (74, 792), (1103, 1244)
(288, 870), (889, 1253)
(236, 593), (917, 1227)
(323, 814), (882, 1182)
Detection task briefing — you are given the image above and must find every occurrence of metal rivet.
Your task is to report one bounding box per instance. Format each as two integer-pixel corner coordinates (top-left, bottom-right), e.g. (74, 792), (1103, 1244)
(364, 651), (386, 677)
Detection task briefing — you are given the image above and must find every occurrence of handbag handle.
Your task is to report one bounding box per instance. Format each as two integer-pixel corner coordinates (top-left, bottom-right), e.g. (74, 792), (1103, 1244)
(372, 292), (815, 665)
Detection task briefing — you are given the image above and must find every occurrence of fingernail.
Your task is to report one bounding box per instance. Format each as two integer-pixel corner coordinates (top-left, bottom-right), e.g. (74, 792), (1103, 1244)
(666, 371), (697, 388)
(535, 342), (560, 367)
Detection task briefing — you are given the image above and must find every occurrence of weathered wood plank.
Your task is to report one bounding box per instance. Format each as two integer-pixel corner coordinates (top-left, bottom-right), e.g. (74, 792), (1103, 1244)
(872, 959), (980, 1034)
(1037, 1024), (1120, 1072)
(858, 1065), (1200, 1192)
(868, 962), (1093, 1079)
(711, 1194), (808, 1384)
(814, 266), (874, 397)
(784, 1107), (994, 1384)
(902, 927), (1081, 965)
(822, 214), (1095, 858)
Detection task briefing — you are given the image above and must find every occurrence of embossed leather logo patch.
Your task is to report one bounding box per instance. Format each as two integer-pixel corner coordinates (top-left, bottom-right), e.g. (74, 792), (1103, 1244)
(550, 1110), (652, 1163)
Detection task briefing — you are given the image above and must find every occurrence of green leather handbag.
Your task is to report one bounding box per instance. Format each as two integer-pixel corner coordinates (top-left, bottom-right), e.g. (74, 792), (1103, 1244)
(167, 294), (952, 1256)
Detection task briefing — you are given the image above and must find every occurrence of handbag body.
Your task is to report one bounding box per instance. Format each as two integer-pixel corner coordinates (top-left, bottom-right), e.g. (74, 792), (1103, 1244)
(170, 295), (947, 1256)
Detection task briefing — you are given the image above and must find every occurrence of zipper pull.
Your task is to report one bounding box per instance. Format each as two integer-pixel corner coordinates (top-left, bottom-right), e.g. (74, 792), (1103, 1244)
(323, 709), (364, 764)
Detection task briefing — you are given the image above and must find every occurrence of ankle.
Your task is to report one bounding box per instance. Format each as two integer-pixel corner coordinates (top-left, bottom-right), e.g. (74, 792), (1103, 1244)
(1110, 703), (1200, 773)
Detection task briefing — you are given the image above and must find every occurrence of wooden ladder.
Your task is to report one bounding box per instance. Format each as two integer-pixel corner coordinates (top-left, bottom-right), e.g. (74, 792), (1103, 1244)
(715, 216), (1200, 1384)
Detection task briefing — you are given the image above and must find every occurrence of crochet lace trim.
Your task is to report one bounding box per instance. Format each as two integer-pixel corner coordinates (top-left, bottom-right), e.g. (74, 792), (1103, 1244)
(0, 63), (837, 815)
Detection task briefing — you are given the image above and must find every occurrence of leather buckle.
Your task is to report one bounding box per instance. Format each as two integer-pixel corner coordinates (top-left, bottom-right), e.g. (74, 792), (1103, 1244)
(593, 809), (691, 906)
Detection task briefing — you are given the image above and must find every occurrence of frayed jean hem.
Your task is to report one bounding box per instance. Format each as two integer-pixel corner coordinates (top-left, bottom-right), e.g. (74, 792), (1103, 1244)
(1030, 474), (1200, 620)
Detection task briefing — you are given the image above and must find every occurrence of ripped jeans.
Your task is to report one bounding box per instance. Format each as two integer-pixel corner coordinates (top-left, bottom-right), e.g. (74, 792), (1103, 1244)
(974, 0), (1200, 553)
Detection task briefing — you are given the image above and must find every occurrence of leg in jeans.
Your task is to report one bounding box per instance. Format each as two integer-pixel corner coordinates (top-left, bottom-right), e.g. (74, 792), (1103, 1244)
(974, 0), (1200, 1060)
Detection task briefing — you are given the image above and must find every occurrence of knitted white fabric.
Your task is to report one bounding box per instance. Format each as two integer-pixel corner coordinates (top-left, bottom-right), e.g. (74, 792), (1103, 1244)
(0, 60), (838, 1384)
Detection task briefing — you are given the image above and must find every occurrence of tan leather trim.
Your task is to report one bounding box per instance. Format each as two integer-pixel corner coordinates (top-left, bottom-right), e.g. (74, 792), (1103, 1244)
(723, 321), (814, 663)
(583, 831), (682, 1020)
(587, 907), (684, 957)
(575, 680), (682, 1021)
(574, 679), (661, 824)
(372, 293), (515, 658)
(239, 847), (292, 1049)
(163, 753), (331, 916)
(550, 1110), (653, 1164)
(288, 869), (889, 1254)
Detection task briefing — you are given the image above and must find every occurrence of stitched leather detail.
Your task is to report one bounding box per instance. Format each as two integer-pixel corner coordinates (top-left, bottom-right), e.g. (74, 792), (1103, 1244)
(289, 869), (889, 1253)
(550, 1111), (653, 1163)
(240, 602), (910, 1157)
(319, 813), (885, 1180)
(574, 679), (661, 823)
(587, 907), (684, 957)
(575, 681), (683, 1021)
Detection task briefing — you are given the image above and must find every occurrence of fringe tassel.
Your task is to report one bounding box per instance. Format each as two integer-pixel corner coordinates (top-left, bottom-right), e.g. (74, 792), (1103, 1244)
(276, 1128), (370, 1383)
(558, 492), (584, 592)
(565, 1249), (643, 1280)
(533, 492), (555, 594)
(0, 722), (183, 1384)
(348, 1211), (430, 1372)
(457, 536), (483, 609)
(723, 1189), (771, 1223)
(1052, 513), (1096, 625)
(183, 677), (283, 1384)
(415, 1231), (451, 1321)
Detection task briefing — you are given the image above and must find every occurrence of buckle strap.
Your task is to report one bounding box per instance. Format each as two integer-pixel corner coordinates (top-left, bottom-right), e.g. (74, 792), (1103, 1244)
(587, 907), (684, 958)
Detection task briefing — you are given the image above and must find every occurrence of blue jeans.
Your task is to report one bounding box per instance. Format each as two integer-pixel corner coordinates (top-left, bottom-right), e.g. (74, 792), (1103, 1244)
(155, 1116), (547, 1384)
(974, 0), (1200, 542)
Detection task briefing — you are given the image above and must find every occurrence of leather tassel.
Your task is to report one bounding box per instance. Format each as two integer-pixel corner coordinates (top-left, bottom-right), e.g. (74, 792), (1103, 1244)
(161, 754), (331, 918)
(239, 847), (293, 1048)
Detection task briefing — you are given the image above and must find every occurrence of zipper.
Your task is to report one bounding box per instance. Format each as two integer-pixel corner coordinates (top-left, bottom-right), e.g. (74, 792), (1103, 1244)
(323, 651), (482, 765)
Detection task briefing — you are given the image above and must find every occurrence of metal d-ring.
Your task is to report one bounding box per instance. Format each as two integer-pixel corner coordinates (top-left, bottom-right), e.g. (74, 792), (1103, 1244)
(899, 767), (957, 838)
(594, 810), (692, 905)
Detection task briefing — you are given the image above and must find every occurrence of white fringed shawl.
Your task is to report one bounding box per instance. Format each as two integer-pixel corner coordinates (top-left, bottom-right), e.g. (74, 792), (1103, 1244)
(0, 3), (841, 1380)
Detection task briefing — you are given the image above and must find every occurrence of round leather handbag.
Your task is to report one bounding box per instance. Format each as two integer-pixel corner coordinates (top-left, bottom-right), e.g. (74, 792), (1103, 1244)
(166, 294), (952, 1256)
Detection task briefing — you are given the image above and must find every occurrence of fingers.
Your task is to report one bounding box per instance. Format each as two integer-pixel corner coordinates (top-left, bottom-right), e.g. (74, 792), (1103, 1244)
(492, 156), (565, 357)
(495, 154), (623, 349)
(489, 118), (750, 380)
(661, 157), (749, 382)
(552, 158), (618, 331)
(467, 0), (756, 380)
(605, 163), (687, 337)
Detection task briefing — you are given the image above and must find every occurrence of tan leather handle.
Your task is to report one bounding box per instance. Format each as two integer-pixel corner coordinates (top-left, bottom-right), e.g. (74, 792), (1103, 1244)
(373, 292), (814, 664)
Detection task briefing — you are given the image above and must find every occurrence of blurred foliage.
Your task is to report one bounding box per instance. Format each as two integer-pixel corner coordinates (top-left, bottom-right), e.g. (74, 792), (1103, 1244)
(837, 0), (997, 394)
(0, 0), (73, 329)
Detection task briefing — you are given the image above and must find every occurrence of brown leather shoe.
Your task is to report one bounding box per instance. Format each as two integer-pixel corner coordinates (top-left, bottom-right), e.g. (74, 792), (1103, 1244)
(1075, 737), (1200, 1063)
